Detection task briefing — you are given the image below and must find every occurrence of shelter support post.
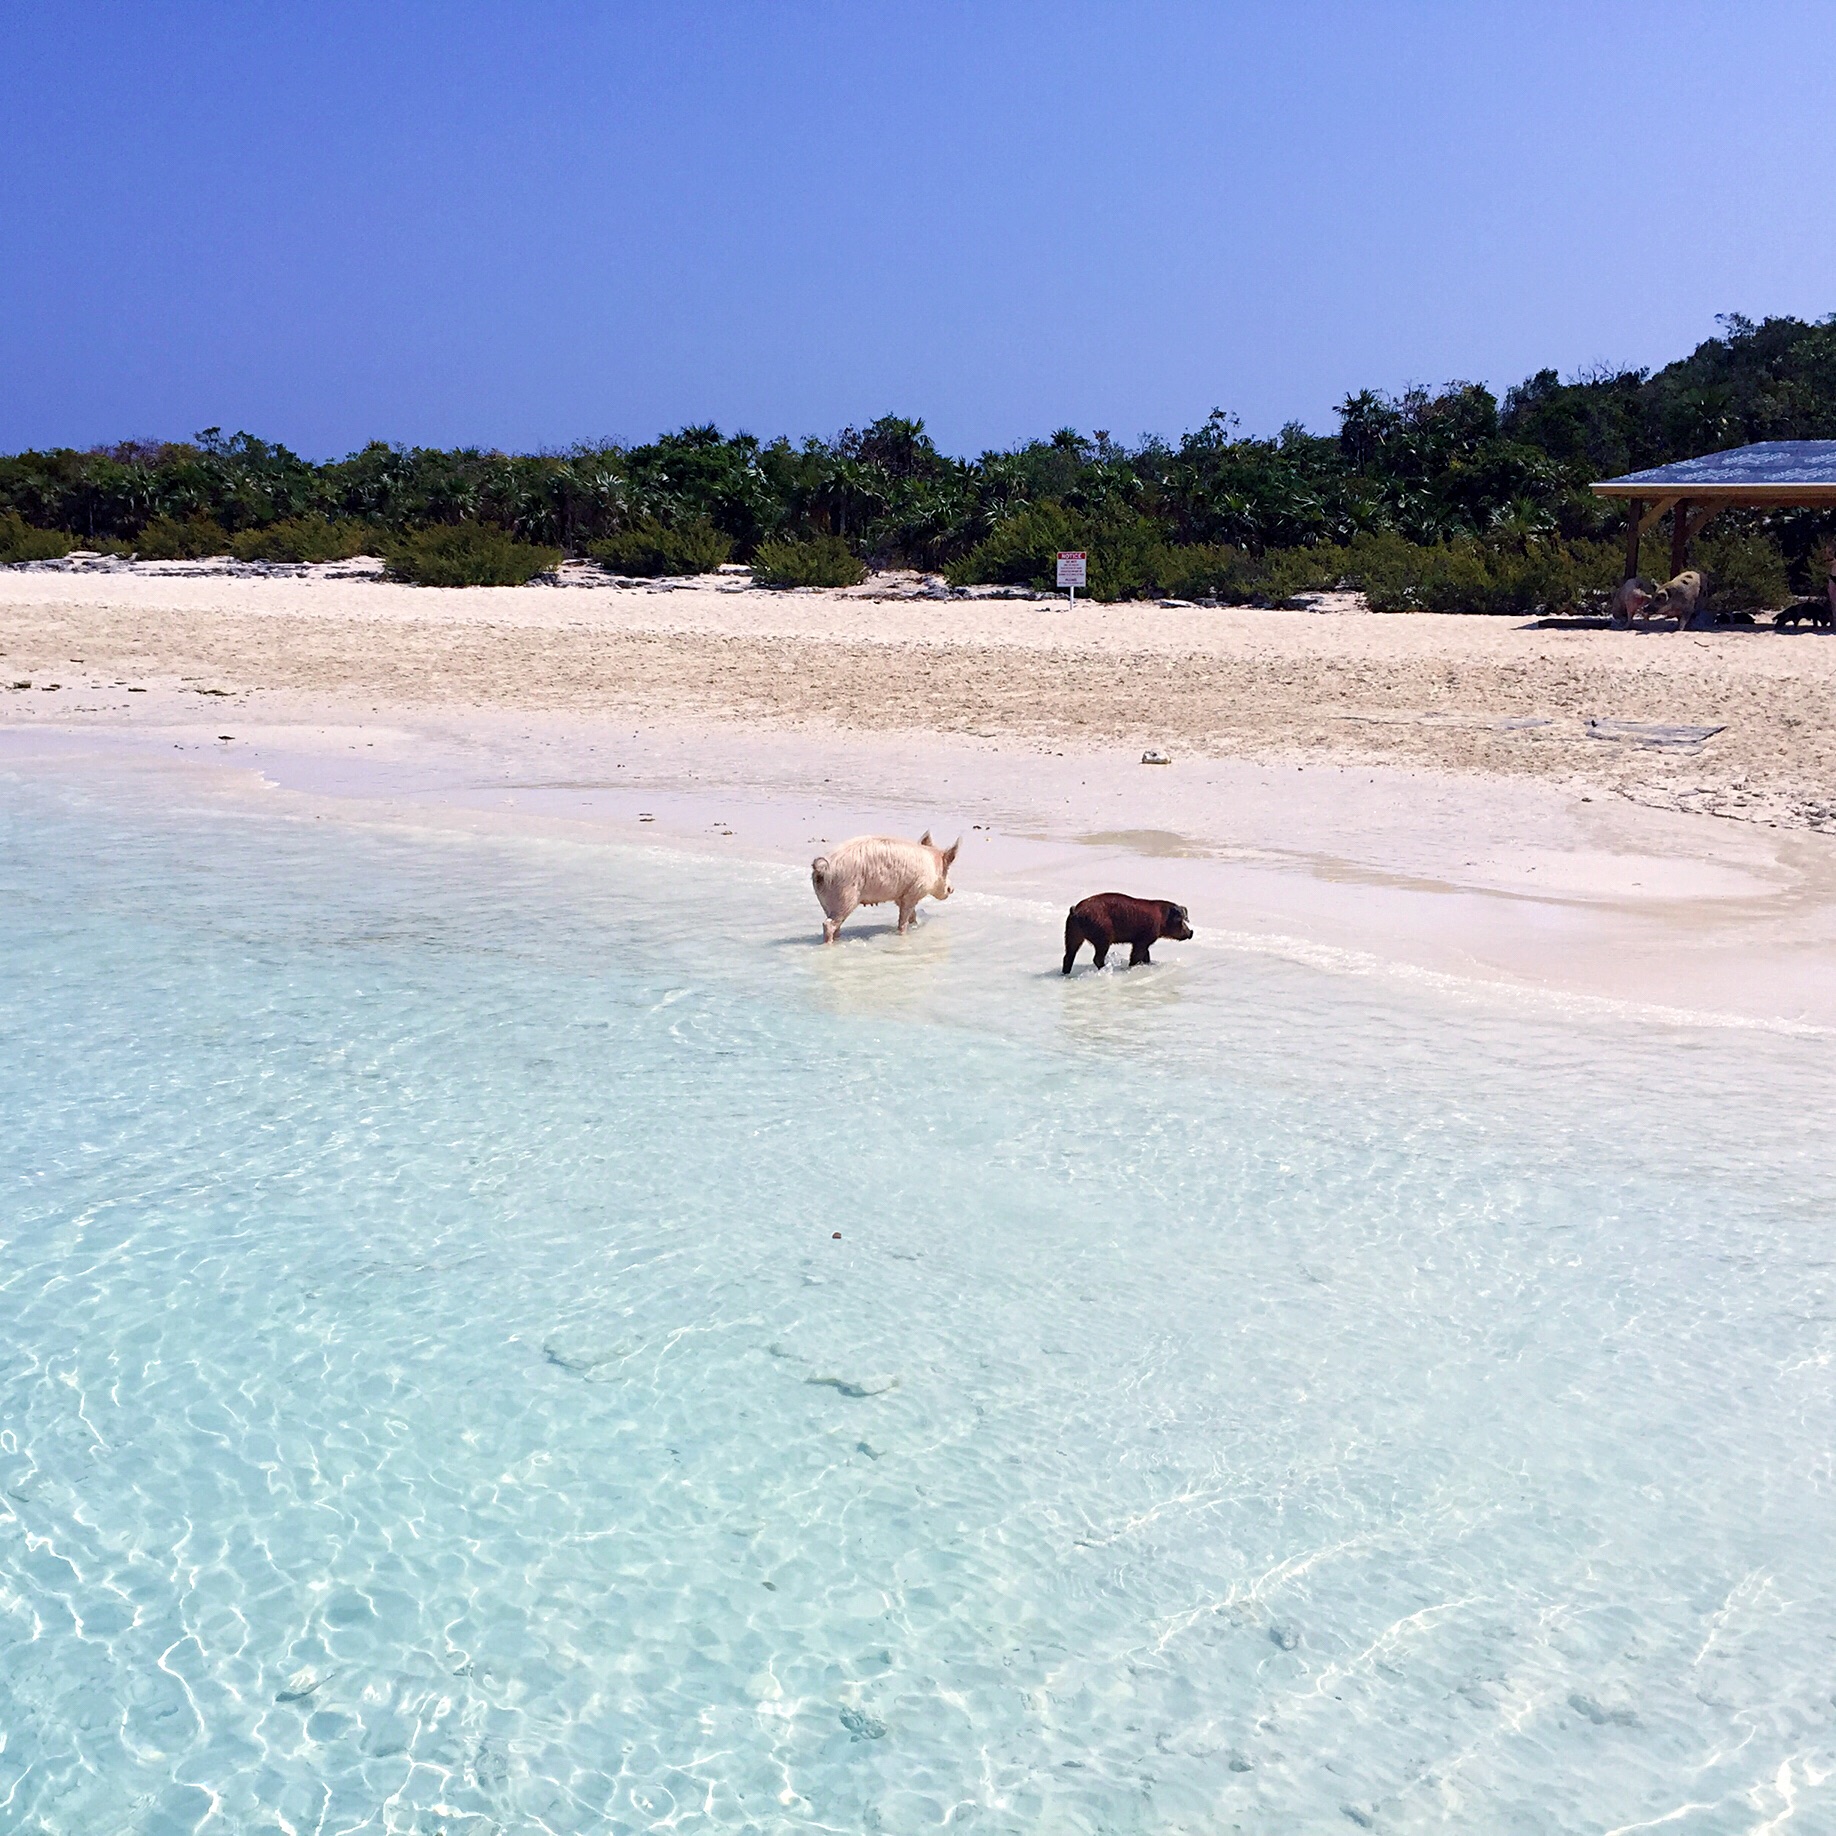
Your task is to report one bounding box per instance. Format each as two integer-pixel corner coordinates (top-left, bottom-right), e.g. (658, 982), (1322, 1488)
(1670, 501), (1691, 580)
(1621, 496), (1678, 579)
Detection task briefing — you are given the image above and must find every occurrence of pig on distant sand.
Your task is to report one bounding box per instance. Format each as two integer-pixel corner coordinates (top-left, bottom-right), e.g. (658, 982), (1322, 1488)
(1062, 893), (1193, 974)
(811, 831), (959, 943)
(1650, 569), (1710, 630)
(1607, 576), (1658, 626)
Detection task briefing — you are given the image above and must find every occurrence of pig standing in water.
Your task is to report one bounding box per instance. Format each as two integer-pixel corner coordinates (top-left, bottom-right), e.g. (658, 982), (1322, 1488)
(1062, 893), (1193, 974)
(811, 831), (959, 943)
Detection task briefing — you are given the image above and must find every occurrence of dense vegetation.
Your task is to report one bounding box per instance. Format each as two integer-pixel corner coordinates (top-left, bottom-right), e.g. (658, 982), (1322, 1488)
(381, 525), (562, 587)
(749, 534), (868, 589)
(4, 313), (1833, 603)
(588, 515), (730, 577)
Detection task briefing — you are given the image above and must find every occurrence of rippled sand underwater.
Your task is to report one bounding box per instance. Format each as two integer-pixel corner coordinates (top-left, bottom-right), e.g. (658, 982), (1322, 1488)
(3, 772), (1834, 1835)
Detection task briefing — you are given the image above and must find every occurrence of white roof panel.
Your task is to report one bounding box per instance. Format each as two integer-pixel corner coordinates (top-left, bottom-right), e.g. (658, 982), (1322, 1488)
(1596, 440), (1836, 492)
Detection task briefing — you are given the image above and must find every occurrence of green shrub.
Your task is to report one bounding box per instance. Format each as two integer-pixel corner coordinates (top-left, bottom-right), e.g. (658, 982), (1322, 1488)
(750, 533), (867, 588)
(1151, 543), (1251, 600)
(1161, 542), (1290, 601)
(588, 516), (731, 577)
(949, 523), (1623, 614)
(1558, 537), (1632, 608)
(0, 512), (75, 563)
(229, 515), (379, 564)
(133, 515), (230, 559)
(1151, 529), (1622, 617)
(1696, 528), (1790, 611)
(944, 504), (1168, 601)
(1341, 531), (1620, 616)
(1084, 518), (1169, 602)
(382, 524), (561, 587)
(1335, 531), (1430, 611)
(944, 504), (1078, 590)
(1155, 542), (1350, 604)
(1260, 543), (1353, 602)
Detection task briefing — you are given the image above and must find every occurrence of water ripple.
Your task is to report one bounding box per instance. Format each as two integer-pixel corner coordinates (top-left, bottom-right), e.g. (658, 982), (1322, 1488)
(1, 769), (1832, 1831)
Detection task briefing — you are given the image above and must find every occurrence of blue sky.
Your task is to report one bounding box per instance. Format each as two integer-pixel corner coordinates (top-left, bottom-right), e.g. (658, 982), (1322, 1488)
(5, 2), (1833, 458)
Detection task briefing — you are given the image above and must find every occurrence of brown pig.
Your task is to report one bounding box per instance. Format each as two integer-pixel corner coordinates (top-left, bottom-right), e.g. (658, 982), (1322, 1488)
(1062, 893), (1193, 974)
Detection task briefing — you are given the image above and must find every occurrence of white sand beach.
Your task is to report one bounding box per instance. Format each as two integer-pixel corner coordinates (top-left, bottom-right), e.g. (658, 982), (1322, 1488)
(8, 560), (1836, 1028)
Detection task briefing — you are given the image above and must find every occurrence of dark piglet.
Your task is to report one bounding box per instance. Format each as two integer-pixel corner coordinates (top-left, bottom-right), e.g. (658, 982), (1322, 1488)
(1063, 893), (1194, 974)
(1775, 599), (1834, 630)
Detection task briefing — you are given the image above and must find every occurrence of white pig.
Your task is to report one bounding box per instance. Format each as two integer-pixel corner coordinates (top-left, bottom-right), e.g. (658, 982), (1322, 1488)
(811, 830), (959, 943)
(1607, 575), (1657, 626)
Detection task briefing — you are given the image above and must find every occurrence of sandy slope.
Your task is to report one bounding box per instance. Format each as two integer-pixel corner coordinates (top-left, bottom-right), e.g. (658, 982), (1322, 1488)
(3, 562), (1834, 828)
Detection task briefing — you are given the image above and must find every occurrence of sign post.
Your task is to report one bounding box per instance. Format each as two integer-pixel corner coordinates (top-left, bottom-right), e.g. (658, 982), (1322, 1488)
(1055, 550), (1087, 605)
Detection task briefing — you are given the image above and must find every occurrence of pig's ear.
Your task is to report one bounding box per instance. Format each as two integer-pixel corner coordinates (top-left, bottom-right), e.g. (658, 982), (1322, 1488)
(920, 830), (932, 847)
(944, 837), (961, 864)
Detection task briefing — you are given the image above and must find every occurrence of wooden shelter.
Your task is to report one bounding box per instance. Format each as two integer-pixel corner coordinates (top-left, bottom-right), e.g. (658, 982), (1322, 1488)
(1592, 440), (1836, 579)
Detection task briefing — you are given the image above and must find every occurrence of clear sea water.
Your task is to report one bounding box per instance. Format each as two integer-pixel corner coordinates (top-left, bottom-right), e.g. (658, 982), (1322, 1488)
(3, 767), (1834, 1836)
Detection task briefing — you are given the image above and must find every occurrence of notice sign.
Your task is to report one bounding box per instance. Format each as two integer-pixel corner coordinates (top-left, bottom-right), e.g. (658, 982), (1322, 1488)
(1055, 551), (1087, 590)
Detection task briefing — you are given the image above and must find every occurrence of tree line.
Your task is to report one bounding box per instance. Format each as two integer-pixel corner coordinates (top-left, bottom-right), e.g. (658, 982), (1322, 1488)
(3, 312), (1833, 606)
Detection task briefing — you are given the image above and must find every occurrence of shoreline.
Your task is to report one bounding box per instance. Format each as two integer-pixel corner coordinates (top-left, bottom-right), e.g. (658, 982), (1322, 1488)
(9, 703), (1836, 1035)
(9, 567), (1836, 1031)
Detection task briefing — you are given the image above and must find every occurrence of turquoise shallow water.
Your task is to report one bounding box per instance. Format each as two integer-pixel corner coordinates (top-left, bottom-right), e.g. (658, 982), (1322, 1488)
(2, 770), (1834, 1835)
